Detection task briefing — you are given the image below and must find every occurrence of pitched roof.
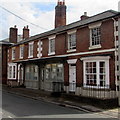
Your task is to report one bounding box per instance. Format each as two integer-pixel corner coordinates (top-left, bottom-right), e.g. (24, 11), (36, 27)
(0, 38), (12, 45)
(14, 10), (120, 45)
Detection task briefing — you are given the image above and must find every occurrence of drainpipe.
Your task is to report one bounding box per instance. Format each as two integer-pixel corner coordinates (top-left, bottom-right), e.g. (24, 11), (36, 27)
(112, 18), (118, 93)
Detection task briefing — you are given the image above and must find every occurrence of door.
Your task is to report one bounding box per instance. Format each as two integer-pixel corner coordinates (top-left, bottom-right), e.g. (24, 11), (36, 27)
(40, 67), (44, 90)
(69, 64), (76, 92)
(25, 65), (39, 89)
(18, 65), (23, 85)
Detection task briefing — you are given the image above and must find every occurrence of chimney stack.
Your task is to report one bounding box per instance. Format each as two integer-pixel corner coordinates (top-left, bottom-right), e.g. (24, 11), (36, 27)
(9, 25), (18, 43)
(23, 25), (29, 39)
(81, 12), (89, 20)
(55, 0), (66, 28)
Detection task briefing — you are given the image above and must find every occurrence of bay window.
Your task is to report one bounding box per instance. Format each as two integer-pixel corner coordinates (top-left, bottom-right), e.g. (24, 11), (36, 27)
(81, 56), (110, 88)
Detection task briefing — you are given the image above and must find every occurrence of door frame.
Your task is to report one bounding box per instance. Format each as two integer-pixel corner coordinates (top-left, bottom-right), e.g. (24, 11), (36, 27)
(67, 59), (77, 92)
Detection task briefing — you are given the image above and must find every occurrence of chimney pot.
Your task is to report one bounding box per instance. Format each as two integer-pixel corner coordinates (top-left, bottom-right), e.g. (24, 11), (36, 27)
(81, 12), (89, 20)
(84, 12), (87, 16)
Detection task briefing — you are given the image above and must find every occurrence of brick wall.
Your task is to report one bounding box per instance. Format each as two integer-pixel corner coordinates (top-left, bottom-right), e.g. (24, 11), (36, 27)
(2, 45), (8, 84)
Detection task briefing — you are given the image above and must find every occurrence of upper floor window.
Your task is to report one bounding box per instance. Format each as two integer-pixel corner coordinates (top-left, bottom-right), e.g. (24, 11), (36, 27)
(48, 35), (55, 55)
(12, 47), (15, 60)
(20, 45), (24, 59)
(67, 30), (76, 52)
(8, 63), (17, 79)
(91, 27), (101, 46)
(89, 22), (102, 49)
(28, 42), (34, 58)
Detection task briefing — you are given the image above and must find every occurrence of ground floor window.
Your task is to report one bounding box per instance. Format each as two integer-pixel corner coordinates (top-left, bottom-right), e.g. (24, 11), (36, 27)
(25, 64), (38, 89)
(81, 56), (110, 88)
(25, 64), (38, 81)
(43, 63), (64, 91)
(8, 63), (17, 79)
(45, 63), (64, 82)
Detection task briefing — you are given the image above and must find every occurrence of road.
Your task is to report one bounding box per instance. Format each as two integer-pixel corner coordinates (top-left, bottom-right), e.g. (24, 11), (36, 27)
(2, 91), (118, 119)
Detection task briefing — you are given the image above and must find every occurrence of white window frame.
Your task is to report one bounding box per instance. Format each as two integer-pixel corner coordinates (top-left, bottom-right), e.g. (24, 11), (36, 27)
(89, 22), (102, 50)
(67, 30), (76, 52)
(48, 35), (55, 56)
(81, 56), (110, 88)
(20, 45), (24, 59)
(12, 47), (15, 60)
(28, 42), (34, 58)
(8, 63), (17, 79)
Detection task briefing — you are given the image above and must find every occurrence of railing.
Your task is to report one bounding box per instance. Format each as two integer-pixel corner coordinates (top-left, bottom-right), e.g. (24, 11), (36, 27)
(79, 84), (118, 99)
(65, 83), (118, 99)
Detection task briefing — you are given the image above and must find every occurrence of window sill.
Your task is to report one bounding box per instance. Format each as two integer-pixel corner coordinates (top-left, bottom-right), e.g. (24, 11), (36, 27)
(67, 49), (76, 53)
(83, 85), (109, 89)
(12, 58), (15, 60)
(89, 45), (101, 50)
(28, 56), (33, 59)
(19, 57), (23, 59)
(8, 78), (16, 80)
(48, 52), (55, 56)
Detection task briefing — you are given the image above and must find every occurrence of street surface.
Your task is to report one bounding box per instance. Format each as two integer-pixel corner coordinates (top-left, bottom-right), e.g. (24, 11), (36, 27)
(1, 91), (119, 119)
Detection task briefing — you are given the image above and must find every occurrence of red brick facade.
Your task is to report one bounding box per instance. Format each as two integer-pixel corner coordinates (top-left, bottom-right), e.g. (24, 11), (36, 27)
(5, 1), (120, 98)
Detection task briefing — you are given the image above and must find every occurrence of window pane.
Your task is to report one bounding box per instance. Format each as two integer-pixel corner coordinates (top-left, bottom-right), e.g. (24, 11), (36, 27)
(99, 62), (106, 87)
(20, 46), (24, 58)
(91, 27), (101, 46)
(29, 43), (33, 57)
(68, 33), (76, 49)
(49, 39), (55, 53)
(9, 66), (12, 78)
(85, 62), (97, 86)
(13, 66), (16, 78)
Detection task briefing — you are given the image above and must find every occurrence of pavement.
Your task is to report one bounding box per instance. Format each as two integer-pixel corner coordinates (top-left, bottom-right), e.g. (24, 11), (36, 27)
(2, 85), (120, 119)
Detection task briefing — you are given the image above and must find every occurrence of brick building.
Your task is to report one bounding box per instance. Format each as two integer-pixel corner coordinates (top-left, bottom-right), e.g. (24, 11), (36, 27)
(0, 39), (12, 84)
(6, 0), (120, 99)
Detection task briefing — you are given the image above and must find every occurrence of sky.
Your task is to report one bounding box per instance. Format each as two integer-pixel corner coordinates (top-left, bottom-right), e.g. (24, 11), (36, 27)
(0, 0), (120, 40)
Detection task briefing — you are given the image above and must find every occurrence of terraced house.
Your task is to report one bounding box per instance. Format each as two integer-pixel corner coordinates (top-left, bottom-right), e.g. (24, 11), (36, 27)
(7, 0), (120, 100)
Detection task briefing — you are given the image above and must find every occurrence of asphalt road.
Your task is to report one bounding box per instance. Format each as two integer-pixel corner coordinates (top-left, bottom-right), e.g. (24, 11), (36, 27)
(2, 91), (118, 120)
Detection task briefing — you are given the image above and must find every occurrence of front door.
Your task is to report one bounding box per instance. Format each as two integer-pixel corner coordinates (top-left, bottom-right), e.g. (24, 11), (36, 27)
(69, 64), (76, 92)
